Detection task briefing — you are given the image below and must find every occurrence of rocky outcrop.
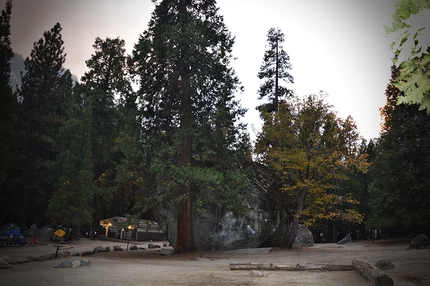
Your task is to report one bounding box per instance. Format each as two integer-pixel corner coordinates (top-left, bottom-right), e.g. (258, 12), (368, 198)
(154, 160), (298, 251)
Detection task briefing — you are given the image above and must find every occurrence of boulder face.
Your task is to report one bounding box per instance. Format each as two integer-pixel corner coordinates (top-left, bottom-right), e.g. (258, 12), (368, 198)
(155, 161), (311, 251)
(293, 224), (314, 247)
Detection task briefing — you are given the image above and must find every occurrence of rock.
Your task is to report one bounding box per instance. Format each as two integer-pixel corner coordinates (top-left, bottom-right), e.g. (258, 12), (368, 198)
(26, 256), (38, 261)
(68, 251), (80, 256)
(163, 243), (168, 247)
(113, 245), (123, 251)
(93, 246), (106, 253)
(16, 258), (29, 264)
(376, 259), (394, 270)
(54, 260), (81, 268)
(337, 233), (352, 245)
(160, 248), (174, 256)
(148, 243), (155, 249)
(79, 259), (92, 266)
(293, 224), (314, 247)
(129, 245), (138, 250)
(39, 253), (54, 260)
(249, 270), (269, 277)
(0, 260), (12, 269)
(81, 251), (94, 256)
(409, 234), (429, 249)
(154, 161), (274, 251)
(0, 255), (11, 264)
(104, 246), (110, 252)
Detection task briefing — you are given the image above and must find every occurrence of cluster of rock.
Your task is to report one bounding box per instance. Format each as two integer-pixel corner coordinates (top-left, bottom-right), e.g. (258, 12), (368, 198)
(0, 242), (171, 269)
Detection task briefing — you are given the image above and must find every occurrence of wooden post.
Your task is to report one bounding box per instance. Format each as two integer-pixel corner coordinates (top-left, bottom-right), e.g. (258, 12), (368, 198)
(352, 258), (393, 286)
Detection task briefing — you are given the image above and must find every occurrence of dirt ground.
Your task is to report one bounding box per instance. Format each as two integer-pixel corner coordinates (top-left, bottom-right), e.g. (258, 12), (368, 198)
(0, 237), (428, 286)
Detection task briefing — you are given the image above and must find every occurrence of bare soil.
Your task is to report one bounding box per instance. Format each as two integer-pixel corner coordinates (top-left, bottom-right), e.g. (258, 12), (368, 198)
(0, 238), (428, 285)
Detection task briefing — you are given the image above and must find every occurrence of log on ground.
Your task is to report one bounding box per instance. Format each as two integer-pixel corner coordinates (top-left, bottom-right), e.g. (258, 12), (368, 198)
(230, 263), (354, 271)
(352, 258), (393, 286)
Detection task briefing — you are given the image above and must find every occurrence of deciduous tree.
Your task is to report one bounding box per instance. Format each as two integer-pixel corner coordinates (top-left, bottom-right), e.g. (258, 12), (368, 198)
(387, 0), (430, 111)
(256, 93), (368, 247)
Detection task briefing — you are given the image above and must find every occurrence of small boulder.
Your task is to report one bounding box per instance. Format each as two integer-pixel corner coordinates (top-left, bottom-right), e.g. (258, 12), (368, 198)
(409, 234), (429, 249)
(93, 246), (105, 253)
(0, 256), (11, 264)
(54, 259), (81, 268)
(68, 251), (80, 256)
(0, 260), (12, 269)
(114, 245), (123, 251)
(376, 259), (394, 270)
(79, 259), (92, 266)
(16, 258), (29, 264)
(129, 245), (138, 250)
(148, 243), (155, 249)
(104, 246), (110, 252)
(39, 253), (54, 260)
(160, 248), (174, 256)
(337, 233), (352, 245)
(81, 251), (94, 256)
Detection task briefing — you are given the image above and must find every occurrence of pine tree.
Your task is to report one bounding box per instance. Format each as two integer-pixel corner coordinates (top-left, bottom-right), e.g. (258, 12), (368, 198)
(130, 0), (248, 253)
(257, 28), (294, 112)
(368, 66), (430, 235)
(80, 37), (132, 221)
(7, 23), (67, 227)
(46, 94), (94, 240)
(0, 0), (14, 186)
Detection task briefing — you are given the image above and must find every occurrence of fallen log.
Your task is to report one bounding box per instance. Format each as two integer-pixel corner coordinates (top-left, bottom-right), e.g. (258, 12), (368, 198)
(230, 263), (354, 271)
(352, 258), (393, 286)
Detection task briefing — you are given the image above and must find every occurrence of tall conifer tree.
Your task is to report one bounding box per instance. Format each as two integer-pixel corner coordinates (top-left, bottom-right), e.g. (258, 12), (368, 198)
(8, 23), (67, 227)
(0, 0), (14, 186)
(257, 28), (294, 112)
(80, 37), (132, 221)
(130, 0), (248, 253)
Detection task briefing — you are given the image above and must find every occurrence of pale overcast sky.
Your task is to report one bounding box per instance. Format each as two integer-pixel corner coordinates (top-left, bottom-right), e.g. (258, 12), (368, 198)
(3, 0), (398, 141)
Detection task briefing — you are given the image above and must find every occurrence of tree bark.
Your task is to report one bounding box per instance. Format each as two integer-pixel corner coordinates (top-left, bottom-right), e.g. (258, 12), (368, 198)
(175, 50), (195, 253)
(352, 258), (393, 286)
(285, 187), (308, 248)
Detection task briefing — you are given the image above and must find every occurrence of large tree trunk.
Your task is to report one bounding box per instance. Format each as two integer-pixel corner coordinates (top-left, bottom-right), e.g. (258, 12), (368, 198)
(175, 57), (195, 253)
(285, 187), (308, 248)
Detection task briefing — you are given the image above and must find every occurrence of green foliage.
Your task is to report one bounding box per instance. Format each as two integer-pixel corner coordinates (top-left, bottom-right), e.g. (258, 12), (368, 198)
(368, 65), (430, 235)
(0, 0), (14, 186)
(130, 0), (249, 252)
(5, 22), (68, 227)
(387, 0), (430, 112)
(256, 93), (369, 236)
(80, 37), (133, 220)
(46, 101), (94, 228)
(257, 28), (294, 112)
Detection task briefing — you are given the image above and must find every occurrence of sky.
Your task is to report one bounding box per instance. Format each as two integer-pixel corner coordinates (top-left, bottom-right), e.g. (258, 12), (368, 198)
(3, 0), (398, 141)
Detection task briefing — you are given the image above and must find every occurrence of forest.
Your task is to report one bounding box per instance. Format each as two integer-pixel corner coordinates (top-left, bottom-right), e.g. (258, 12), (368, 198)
(1, 0), (429, 254)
